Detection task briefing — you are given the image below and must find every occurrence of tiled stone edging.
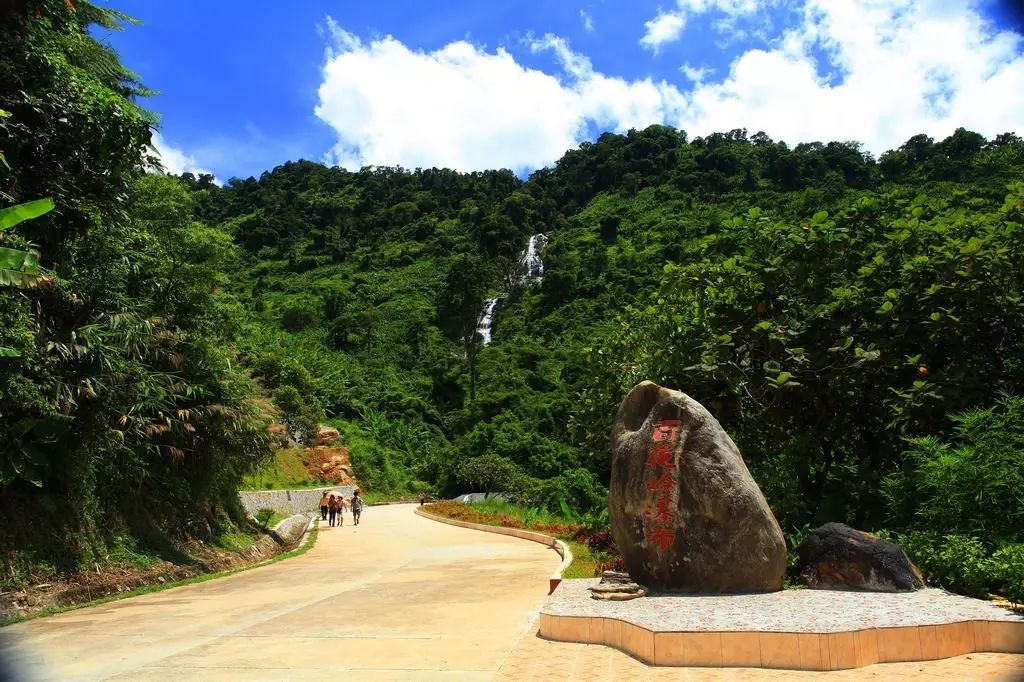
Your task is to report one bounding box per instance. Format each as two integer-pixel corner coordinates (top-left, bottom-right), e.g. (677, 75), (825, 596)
(538, 613), (1024, 669)
(414, 507), (572, 594)
(538, 579), (1024, 670)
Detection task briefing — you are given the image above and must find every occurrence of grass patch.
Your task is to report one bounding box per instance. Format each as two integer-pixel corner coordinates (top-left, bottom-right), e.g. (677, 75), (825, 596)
(0, 520), (319, 628)
(462, 497), (572, 526)
(254, 510), (288, 529)
(106, 533), (161, 570)
(213, 528), (256, 553)
(241, 447), (316, 490)
(561, 539), (599, 579)
(424, 500), (618, 579)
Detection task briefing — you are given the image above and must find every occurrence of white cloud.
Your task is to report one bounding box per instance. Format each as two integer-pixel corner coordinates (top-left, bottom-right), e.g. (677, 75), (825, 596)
(640, 11), (686, 53)
(313, 3), (1024, 174)
(680, 62), (714, 83)
(641, 0), (769, 51)
(314, 22), (684, 172)
(150, 132), (218, 183)
(580, 9), (595, 32)
(675, 0), (1024, 154)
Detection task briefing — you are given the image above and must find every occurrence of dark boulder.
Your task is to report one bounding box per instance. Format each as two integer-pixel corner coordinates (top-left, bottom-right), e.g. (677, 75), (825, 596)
(609, 381), (787, 592)
(796, 523), (924, 592)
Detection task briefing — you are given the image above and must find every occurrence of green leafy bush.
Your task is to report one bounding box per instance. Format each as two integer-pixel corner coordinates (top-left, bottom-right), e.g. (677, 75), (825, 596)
(534, 468), (606, 516)
(887, 531), (993, 598)
(272, 385), (322, 446)
(886, 394), (1024, 539)
(456, 453), (525, 496)
(990, 544), (1024, 606)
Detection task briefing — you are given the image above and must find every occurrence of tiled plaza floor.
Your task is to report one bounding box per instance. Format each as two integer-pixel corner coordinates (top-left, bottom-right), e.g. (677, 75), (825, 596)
(496, 623), (1024, 681)
(545, 580), (1024, 633)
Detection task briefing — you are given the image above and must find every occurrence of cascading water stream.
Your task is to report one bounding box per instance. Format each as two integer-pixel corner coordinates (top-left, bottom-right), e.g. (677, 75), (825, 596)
(475, 297), (499, 345)
(519, 233), (547, 281)
(475, 233), (547, 346)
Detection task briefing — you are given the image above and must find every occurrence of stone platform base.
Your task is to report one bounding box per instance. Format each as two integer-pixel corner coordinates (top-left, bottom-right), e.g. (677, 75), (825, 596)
(540, 579), (1024, 670)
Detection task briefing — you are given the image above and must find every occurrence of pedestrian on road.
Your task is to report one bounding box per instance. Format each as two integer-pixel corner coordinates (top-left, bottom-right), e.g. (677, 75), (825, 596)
(337, 496), (346, 526)
(319, 491), (330, 521)
(328, 494), (338, 527)
(418, 490), (425, 506)
(352, 490), (363, 526)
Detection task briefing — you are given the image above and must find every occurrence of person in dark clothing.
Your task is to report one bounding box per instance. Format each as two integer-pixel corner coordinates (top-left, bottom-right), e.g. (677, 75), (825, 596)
(327, 494), (338, 527)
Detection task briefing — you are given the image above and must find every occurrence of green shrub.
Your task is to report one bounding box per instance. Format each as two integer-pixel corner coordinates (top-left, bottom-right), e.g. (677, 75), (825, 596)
(533, 467), (607, 516)
(272, 386), (322, 445)
(456, 453), (524, 496)
(889, 394), (1024, 540)
(279, 301), (319, 332)
(887, 531), (994, 598)
(254, 509), (274, 528)
(991, 544), (1024, 606)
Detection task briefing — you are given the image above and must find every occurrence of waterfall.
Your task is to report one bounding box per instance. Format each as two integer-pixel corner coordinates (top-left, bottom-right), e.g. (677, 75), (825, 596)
(476, 233), (547, 346)
(519, 233), (548, 282)
(475, 297), (500, 345)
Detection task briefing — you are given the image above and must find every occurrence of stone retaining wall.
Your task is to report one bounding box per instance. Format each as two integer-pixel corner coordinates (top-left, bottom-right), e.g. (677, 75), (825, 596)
(239, 487), (355, 515)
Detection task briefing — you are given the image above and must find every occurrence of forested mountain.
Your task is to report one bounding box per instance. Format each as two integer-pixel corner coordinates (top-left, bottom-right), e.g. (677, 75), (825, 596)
(190, 124), (1024, 532)
(2, 2), (1023, 598)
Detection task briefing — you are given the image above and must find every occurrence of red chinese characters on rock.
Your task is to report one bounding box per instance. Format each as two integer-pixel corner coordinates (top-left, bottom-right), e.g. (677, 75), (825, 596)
(644, 419), (681, 552)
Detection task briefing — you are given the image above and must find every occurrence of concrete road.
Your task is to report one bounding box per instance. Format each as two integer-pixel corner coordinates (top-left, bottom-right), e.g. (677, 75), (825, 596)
(1, 504), (558, 680)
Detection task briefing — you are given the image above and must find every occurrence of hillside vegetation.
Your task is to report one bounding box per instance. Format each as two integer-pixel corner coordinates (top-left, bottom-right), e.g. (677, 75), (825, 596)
(1, 2), (1023, 601)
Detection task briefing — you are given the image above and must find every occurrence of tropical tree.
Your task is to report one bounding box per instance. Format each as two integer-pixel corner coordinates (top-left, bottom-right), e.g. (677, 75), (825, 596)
(438, 253), (494, 402)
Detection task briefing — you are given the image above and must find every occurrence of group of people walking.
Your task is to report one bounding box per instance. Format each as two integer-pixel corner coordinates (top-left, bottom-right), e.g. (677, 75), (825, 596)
(319, 490), (362, 528)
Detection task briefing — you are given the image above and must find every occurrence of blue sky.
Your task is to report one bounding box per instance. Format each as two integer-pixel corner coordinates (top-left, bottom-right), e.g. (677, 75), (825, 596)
(102, 1), (1024, 181)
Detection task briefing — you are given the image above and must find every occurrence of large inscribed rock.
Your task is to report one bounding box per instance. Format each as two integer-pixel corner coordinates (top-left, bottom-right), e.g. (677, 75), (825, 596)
(609, 381), (787, 592)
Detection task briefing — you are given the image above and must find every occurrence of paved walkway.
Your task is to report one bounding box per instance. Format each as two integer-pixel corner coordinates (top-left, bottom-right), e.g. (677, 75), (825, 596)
(3, 505), (1023, 680)
(1, 504), (558, 680)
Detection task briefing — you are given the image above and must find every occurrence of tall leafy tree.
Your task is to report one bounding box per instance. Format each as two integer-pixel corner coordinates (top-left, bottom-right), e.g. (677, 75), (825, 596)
(438, 253), (494, 403)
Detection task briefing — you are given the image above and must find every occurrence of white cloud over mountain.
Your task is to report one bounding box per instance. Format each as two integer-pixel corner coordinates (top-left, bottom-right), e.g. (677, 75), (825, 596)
(315, 21), (683, 172)
(315, 1), (1024, 173)
(150, 132), (218, 182)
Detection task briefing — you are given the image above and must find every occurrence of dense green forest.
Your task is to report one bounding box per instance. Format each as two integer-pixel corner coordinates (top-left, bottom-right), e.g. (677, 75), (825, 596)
(2, 2), (1022, 600)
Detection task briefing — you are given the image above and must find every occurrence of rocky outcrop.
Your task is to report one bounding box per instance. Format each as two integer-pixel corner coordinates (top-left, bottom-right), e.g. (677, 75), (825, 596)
(267, 423), (289, 448)
(795, 523), (924, 592)
(316, 425), (340, 446)
(305, 448), (354, 484)
(609, 381), (787, 593)
(589, 571), (646, 601)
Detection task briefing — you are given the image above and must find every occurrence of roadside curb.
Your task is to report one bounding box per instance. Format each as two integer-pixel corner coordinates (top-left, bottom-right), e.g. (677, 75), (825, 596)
(414, 507), (572, 594)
